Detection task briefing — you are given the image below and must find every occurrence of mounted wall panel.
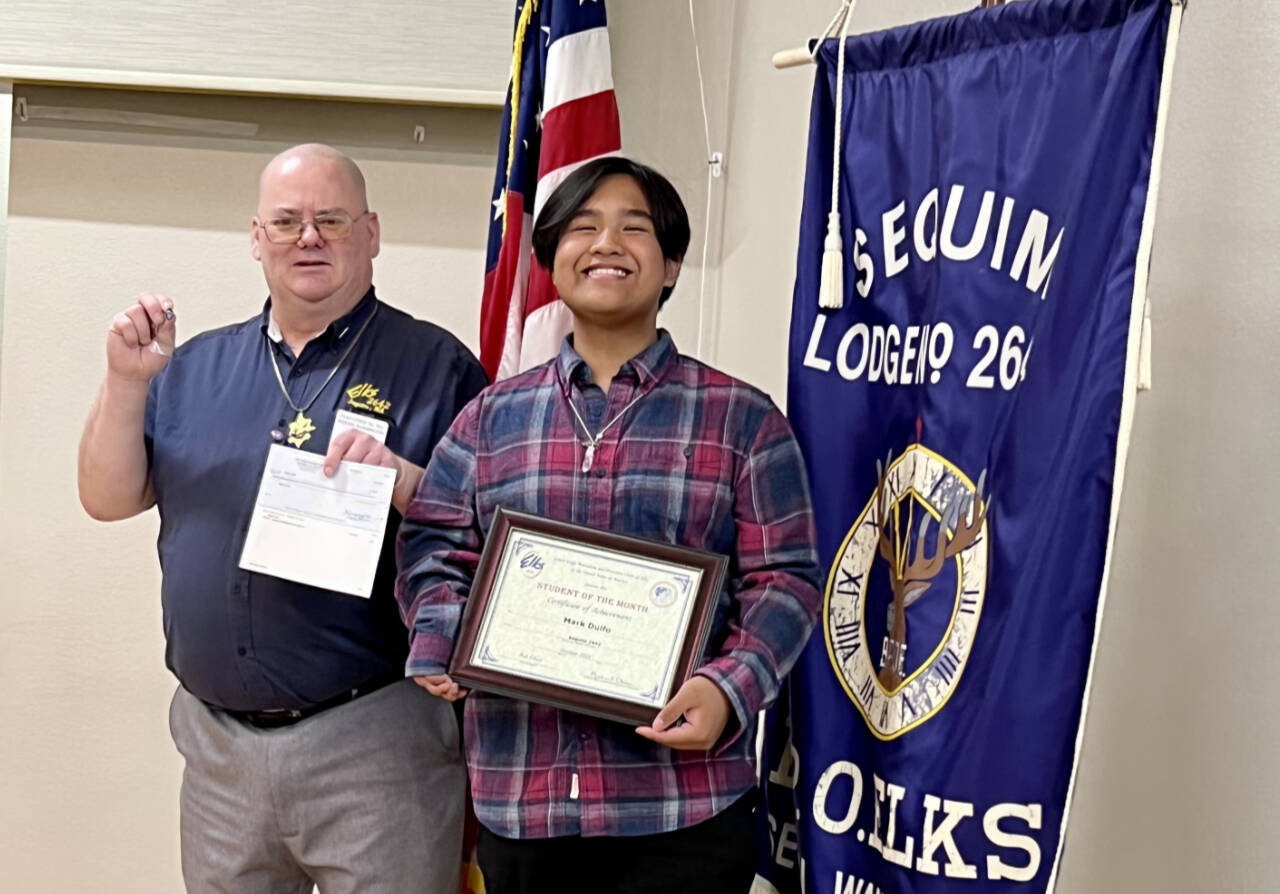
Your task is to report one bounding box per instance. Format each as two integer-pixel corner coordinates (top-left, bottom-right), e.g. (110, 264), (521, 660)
(0, 1), (513, 107)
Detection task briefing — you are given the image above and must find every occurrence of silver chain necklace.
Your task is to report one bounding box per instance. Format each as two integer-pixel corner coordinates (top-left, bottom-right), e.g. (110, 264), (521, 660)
(266, 305), (378, 447)
(565, 386), (649, 473)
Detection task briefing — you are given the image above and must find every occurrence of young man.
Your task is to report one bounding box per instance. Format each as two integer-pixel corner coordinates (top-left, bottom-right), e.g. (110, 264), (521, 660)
(397, 157), (821, 893)
(79, 144), (485, 892)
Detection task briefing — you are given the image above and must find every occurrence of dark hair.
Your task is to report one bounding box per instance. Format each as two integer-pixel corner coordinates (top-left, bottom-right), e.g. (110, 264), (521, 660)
(531, 156), (691, 307)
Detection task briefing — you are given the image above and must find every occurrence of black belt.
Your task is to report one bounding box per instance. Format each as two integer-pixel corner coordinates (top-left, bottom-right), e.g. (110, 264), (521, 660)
(217, 671), (403, 729)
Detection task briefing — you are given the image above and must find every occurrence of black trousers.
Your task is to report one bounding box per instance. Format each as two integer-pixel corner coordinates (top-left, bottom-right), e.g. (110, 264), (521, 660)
(476, 794), (758, 894)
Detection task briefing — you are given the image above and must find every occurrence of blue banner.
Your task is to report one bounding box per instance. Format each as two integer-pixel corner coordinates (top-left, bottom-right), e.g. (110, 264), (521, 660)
(758, 1), (1179, 892)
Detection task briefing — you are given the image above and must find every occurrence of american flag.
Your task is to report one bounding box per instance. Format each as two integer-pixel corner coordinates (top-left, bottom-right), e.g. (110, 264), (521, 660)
(479, 0), (622, 381)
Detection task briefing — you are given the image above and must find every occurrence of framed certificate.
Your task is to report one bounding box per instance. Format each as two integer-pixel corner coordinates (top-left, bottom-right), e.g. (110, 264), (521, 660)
(448, 508), (728, 726)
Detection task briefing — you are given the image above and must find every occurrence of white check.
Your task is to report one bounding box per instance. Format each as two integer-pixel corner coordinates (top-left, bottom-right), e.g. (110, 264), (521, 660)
(239, 444), (396, 598)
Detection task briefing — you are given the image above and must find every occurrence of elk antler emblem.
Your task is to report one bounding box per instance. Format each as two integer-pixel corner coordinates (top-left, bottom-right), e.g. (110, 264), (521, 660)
(874, 452), (988, 689)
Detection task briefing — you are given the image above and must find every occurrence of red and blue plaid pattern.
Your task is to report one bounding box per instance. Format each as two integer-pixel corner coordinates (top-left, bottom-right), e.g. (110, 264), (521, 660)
(397, 333), (821, 838)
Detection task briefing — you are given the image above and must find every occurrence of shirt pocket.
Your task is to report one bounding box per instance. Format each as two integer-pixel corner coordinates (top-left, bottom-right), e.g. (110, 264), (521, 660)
(612, 437), (734, 549)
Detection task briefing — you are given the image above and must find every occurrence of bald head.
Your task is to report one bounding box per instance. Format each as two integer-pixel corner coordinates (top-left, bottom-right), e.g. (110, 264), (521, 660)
(258, 143), (368, 211)
(251, 142), (381, 318)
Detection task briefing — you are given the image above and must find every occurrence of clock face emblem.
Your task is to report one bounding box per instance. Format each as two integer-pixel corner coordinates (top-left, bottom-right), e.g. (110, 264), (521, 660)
(824, 445), (991, 740)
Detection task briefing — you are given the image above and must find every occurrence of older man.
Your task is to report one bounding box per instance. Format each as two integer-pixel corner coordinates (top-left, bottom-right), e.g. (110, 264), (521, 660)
(78, 143), (485, 892)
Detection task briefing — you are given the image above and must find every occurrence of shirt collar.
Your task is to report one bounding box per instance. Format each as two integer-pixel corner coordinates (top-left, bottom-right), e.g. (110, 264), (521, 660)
(261, 286), (378, 350)
(555, 329), (678, 396)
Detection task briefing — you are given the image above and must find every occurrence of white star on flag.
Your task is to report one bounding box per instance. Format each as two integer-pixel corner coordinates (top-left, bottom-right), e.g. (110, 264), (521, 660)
(492, 190), (506, 221)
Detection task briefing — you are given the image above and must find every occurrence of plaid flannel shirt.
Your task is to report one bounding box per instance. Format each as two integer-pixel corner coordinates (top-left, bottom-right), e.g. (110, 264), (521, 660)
(397, 331), (820, 838)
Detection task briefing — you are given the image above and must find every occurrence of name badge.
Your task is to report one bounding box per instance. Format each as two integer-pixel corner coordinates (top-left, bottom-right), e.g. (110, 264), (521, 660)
(329, 408), (390, 447)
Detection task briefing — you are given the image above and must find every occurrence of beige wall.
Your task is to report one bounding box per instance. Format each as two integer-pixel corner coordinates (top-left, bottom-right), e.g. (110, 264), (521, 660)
(611, 0), (736, 363)
(2, 1), (1278, 891)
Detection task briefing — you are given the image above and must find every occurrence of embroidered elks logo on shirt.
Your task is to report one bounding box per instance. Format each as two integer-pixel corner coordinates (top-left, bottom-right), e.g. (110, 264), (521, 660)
(824, 443), (991, 740)
(346, 382), (392, 416)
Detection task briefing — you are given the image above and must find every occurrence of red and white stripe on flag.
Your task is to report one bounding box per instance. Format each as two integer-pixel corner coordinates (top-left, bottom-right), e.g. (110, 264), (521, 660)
(479, 0), (621, 382)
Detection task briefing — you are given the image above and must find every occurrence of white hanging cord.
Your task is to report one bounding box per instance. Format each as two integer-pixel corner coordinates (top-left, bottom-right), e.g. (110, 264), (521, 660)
(689, 0), (714, 162)
(772, 0), (852, 69)
(812, 1), (852, 61)
(818, 1), (857, 310)
(688, 0), (718, 360)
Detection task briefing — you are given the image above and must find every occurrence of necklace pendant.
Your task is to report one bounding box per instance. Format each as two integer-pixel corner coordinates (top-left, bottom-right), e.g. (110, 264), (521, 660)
(581, 441), (596, 474)
(287, 411), (316, 447)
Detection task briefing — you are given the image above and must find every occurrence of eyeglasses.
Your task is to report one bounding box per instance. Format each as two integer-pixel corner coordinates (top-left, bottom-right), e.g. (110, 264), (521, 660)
(260, 210), (370, 243)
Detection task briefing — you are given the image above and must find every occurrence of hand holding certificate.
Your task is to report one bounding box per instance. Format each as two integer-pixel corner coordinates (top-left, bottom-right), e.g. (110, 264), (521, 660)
(448, 509), (728, 726)
(634, 675), (733, 750)
(239, 444), (396, 598)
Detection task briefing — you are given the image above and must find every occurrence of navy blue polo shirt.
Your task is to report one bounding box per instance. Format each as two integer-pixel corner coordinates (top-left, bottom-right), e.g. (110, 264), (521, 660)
(145, 288), (487, 711)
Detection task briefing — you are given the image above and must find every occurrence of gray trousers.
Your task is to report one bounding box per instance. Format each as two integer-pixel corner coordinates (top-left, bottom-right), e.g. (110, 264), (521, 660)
(170, 680), (465, 894)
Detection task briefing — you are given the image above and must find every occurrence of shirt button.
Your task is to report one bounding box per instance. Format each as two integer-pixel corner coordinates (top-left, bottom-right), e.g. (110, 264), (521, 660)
(237, 647), (247, 656)
(594, 467), (605, 478)
(578, 731), (591, 742)
(684, 446), (694, 458)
